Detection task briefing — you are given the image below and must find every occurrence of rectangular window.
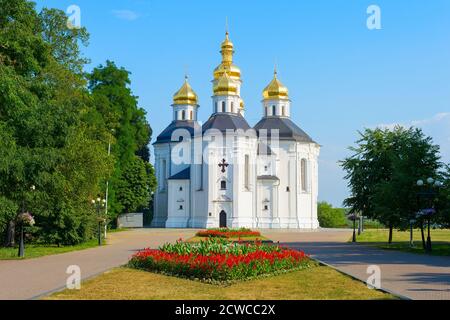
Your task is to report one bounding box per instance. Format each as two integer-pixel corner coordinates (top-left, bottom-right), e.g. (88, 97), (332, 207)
(245, 154), (250, 190)
(161, 159), (167, 190)
(301, 159), (308, 192)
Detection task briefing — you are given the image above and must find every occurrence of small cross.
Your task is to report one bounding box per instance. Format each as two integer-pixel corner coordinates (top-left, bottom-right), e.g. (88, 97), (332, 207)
(218, 159), (229, 173)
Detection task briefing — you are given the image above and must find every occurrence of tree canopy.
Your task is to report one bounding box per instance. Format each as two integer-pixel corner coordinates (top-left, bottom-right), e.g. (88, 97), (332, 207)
(341, 126), (447, 243)
(0, 0), (155, 245)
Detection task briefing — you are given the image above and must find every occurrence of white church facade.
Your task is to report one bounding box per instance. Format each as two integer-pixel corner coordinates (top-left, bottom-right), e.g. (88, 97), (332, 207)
(152, 32), (320, 229)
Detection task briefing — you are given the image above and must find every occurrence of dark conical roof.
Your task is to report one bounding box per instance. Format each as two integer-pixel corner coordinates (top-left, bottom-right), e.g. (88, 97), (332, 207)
(202, 113), (251, 134)
(253, 117), (315, 143)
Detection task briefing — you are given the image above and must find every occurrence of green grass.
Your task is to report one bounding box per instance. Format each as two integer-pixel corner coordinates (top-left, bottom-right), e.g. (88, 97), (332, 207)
(45, 265), (395, 300)
(0, 238), (101, 260)
(0, 227), (130, 260)
(354, 229), (450, 256)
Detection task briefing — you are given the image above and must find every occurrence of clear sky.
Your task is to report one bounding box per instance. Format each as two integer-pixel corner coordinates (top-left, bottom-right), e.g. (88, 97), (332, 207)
(36, 0), (450, 207)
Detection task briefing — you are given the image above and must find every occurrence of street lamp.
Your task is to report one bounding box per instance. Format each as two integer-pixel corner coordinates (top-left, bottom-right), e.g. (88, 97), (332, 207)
(348, 212), (359, 242)
(92, 198), (106, 246)
(104, 128), (115, 240)
(18, 185), (36, 257)
(416, 177), (442, 253)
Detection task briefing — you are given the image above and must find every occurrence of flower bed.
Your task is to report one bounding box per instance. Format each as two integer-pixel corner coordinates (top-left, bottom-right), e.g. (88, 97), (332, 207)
(128, 238), (311, 282)
(195, 228), (261, 238)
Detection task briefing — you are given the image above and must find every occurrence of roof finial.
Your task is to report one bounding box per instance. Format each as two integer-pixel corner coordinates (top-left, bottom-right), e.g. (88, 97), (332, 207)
(184, 65), (189, 81)
(274, 59), (278, 78)
(225, 16), (229, 36)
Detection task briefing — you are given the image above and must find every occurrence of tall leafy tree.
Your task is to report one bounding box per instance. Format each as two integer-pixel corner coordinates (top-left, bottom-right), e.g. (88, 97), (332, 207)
(0, 0), (112, 245)
(88, 61), (156, 221)
(342, 127), (442, 243)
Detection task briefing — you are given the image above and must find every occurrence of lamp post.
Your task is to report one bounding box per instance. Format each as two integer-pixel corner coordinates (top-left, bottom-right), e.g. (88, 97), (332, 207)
(18, 185), (36, 258)
(416, 178), (442, 253)
(92, 198), (106, 246)
(104, 129), (114, 239)
(348, 213), (358, 242)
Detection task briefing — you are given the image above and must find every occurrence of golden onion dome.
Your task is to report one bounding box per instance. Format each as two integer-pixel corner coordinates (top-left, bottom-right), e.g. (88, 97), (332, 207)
(214, 63), (241, 81)
(262, 70), (289, 100)
(213, 71), (237, 96)
(240, 100), (245, 109)
(173, 76), (198, 105)
(213, 32), (241, 81)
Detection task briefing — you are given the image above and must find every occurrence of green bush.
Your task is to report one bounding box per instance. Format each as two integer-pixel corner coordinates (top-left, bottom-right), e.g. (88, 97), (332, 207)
(318, 202), (348, 228)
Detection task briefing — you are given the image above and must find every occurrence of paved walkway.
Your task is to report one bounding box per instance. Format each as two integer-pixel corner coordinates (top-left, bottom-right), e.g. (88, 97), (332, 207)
(264, 229), (450, 300)
(0, 229), (197, 300)
(1, 228), (449, 300)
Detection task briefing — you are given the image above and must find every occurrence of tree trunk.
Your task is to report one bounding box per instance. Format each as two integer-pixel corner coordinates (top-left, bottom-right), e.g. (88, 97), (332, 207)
(388, 225), (393, 244)
(4, 220), (16, 247)
(420, 222), (426, 250)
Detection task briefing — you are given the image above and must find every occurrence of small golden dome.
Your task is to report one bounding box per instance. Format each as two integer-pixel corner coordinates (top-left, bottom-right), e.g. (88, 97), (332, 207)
(213, 32), (241, 81)
(262, 70), (289, 100)
(240, 100), (245, 109)
(173, 76), (198, 105)
(213, 72), (237, 96)
(221, 31), (234, 50)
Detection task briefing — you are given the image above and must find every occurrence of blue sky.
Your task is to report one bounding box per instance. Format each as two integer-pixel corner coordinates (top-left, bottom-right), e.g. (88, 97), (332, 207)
(36, 0), (450, 207)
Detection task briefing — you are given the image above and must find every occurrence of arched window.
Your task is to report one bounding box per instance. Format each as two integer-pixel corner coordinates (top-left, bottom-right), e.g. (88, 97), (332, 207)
(230, 101), (234, 112)
(190, 110), (193, 120)
(215, 102), (218, 113)
(301, 159), (308, 192)
(281, 106), (286, 117)
(220, 180), (227, 190)
(221, 101), (226, 112)
(181, 110), (186, 120)
(272, 105), (276, 116)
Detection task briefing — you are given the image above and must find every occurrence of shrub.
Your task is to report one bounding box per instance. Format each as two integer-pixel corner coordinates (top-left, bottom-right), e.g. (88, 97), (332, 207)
(318, 202), (348, 228)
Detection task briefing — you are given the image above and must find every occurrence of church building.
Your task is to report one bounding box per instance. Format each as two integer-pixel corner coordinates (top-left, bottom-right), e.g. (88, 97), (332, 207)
(152, 32), (320, 229)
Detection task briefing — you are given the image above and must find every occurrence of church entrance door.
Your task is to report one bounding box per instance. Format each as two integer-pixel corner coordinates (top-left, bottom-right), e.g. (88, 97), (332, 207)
(219, 210), (227, 228)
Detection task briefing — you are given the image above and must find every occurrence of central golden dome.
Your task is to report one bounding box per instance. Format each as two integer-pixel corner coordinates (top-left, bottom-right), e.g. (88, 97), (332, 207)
(173, 76), (198, 105)
(263, 70), (289, 100)
(213, 32), (241, 81)
(213, 71), (237, 96)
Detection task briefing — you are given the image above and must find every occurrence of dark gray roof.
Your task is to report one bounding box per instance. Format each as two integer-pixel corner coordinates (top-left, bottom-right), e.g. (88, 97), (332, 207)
(202, 113), (251, 134)
(257, 175), (280, 181)
(154, 121), (201, 145)
(253, 117), (315, 143)
(168, 167), (190, 180)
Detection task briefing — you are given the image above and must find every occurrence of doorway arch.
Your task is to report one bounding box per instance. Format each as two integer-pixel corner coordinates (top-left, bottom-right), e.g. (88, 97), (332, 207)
(219, 210), (227, 228)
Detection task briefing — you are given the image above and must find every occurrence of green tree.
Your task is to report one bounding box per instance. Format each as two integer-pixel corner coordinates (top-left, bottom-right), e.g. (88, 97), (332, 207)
(342, 127), (442, 244)
(88, 61), (155, 222)
(0, 0), (112, 245)
(317, 202), (347, 228)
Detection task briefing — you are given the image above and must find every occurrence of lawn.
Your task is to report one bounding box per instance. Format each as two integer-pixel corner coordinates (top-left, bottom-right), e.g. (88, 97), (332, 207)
(0, 238), (101, 260)
(355, 229), (450, 256)
(46, 265), (395, 300)
(0, 228), (131, 260)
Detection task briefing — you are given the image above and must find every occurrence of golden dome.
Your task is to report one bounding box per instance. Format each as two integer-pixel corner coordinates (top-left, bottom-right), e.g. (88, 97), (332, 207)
(213, 71), (237, 96)
(240, 100), (245, 109)
(173, 76), (198, 105)
(213, 32), (241, 81)
(262, 70), (289, 100)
